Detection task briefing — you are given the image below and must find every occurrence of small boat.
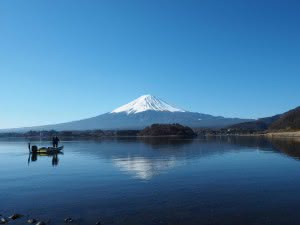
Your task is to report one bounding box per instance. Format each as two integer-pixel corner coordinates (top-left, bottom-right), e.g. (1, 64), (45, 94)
(31, 145), (64, 154)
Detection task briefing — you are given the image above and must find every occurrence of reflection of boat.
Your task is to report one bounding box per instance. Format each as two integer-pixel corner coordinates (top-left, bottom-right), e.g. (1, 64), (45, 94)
(28, 151), (63, 166)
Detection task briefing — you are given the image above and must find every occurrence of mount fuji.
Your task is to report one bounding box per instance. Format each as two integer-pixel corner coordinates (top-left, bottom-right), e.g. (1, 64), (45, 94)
(3, 95), (251, 132)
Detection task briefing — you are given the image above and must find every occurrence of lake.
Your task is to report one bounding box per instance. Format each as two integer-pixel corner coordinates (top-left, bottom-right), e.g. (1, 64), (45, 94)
(1, 136), (300, 225)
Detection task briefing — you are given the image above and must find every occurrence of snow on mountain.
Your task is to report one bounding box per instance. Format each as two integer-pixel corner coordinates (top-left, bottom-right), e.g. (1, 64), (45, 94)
(111, 95), (185, 114)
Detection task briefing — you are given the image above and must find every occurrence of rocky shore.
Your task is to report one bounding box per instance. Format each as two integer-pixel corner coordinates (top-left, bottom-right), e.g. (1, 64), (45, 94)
(0, 213), (102, 225)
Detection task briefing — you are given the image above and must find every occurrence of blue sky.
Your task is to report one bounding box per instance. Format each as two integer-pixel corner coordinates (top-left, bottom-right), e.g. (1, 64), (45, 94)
(1, 0), (300, 128)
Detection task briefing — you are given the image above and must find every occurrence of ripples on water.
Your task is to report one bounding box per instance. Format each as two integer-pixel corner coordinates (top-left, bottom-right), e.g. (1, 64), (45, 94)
(1, 136), (300, 225)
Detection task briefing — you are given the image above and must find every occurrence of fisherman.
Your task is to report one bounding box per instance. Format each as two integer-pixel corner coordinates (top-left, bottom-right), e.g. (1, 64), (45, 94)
(52, 136), (56, 148)
(54, 136), (60, 148)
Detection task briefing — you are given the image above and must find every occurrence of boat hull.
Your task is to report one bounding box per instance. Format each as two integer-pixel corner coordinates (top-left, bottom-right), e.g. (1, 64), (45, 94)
(31, 146), (64, 154)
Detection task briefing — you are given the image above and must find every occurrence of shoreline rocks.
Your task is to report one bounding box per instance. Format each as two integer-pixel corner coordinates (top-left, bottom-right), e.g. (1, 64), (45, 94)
(1, 213), (104, 225)
(0, 217), (9, 224)
(27, 219), (37, 224)
(36, 221), (46, 225)
(9, 214), (23, 220)
(64, 218), (73, 223)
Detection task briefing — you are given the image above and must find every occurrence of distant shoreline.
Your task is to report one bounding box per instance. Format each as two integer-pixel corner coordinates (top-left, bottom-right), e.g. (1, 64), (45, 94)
(1, 122), (300, 139)
(264, 131), (300, 138)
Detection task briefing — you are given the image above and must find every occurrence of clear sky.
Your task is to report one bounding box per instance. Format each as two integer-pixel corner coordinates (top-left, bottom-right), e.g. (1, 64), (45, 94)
(1, 0), (300, 128)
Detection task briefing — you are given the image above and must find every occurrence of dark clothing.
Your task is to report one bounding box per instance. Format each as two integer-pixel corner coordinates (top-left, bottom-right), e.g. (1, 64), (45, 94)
(55, 137), (60, 148)
(52, 137), (60, 148)
(52, 137), (56, 148)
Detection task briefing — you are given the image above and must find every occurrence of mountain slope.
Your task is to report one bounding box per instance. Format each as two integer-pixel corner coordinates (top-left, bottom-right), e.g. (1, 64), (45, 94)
(229, 115), (281, 132)
(2, 95), (251, 132)
(229, 106), (300, 132)
(269, 107), (300, 131)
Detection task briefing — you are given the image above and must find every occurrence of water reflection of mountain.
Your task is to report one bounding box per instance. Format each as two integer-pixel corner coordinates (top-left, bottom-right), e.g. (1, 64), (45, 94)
(69, 137), (251, 160)
(66, 137), (300, 180)
(202, 136), (300, 161)
(138, 137), (194, 148)
(112, 156), (177, 180)
(65, 137), (254, 179)
(268, 138), (300, 160)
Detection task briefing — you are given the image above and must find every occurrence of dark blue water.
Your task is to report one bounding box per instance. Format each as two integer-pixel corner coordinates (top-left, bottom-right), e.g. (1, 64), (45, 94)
(1, 137), (300, 225)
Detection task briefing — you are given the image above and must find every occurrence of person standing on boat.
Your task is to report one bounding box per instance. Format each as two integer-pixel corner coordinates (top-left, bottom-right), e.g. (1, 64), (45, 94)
(52, 136), (56, 148)
(54, 136), (60, 148)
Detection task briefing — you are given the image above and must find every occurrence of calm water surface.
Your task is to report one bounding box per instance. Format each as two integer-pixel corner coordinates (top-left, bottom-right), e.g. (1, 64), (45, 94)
(1, 137), (300, 225)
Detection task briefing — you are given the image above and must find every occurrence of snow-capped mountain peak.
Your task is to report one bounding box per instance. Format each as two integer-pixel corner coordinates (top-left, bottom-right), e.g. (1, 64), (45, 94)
(111, 94), (186, 114)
